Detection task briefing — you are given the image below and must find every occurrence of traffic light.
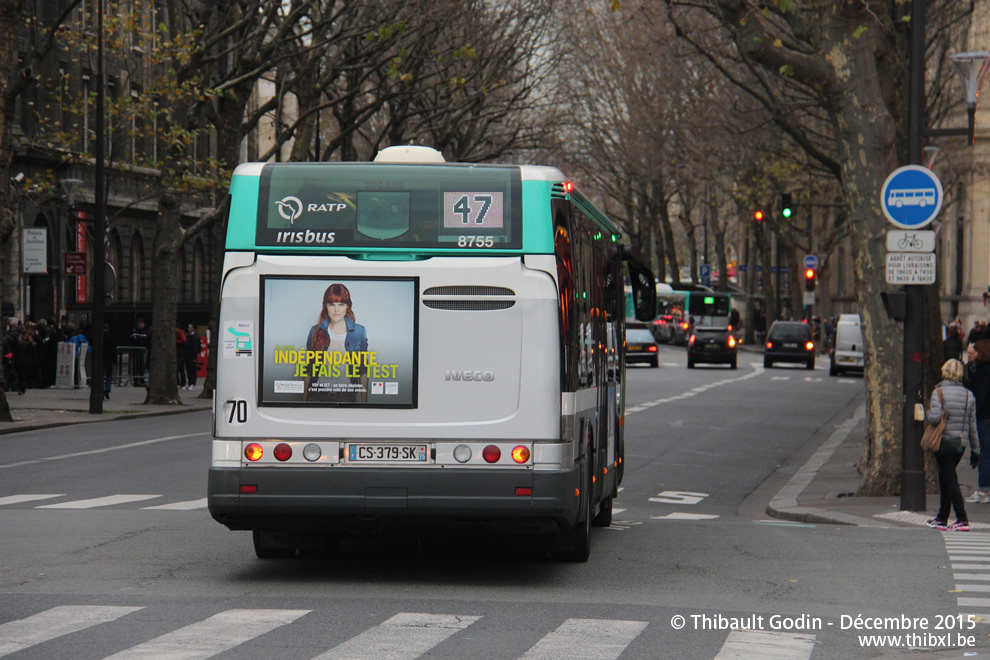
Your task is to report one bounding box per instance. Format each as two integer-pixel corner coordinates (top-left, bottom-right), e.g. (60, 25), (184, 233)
(804, 267), (816, 292)
(753, 209), (764, 222)
(781, 193), (793, 218)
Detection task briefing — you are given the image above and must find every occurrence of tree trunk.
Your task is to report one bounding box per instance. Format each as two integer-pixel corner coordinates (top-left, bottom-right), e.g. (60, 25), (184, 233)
(145, 193), (183, 405)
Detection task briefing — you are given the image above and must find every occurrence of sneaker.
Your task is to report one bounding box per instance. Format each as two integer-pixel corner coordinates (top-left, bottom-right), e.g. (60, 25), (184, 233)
(981, 494), (990, 504)
(926, 518), (949, 530)
(949, 521), (971, 532)
(966, 492), (984, 503)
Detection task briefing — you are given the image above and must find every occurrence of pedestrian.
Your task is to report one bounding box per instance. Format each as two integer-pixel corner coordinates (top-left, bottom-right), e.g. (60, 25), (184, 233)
(182, 323), (200, 390)
(944, 320), (965, 361)
(129, 319), (149, 386)
(3, 318), (20, 392)
(66, 323), (89, 388)
(926, 358), (980, 531)
(966, 340), (990, 505)
(175, 324), (187, 387)
(102, 323), (117, 400)
(967, 320), (989, 351)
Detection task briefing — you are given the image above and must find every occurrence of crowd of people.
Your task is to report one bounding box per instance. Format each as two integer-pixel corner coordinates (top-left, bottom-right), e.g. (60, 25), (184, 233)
(926, 317), (990, 532)
(0, 317), (204, 398)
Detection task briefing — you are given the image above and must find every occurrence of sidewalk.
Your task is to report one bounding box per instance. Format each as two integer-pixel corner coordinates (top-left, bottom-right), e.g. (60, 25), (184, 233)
(766, 387), (990, 530)
(0, 383), (211, 435)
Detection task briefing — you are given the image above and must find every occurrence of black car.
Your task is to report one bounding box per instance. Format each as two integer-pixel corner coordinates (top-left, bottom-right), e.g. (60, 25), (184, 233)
(764, 321), (816, 369)
(625, 327), (659, 367)
(687, 326), (737, 369)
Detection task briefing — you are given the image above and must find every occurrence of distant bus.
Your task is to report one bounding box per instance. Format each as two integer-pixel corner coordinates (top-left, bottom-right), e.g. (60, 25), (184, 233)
(655, 284), (731, 328)
(208, 146), (656, 562)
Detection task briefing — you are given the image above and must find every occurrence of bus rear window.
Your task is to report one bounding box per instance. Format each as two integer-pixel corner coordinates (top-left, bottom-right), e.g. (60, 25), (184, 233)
(256, 163), (521, 249)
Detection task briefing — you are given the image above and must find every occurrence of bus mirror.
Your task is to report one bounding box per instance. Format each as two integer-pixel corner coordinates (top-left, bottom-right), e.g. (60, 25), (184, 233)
(625, 258), (656, 323)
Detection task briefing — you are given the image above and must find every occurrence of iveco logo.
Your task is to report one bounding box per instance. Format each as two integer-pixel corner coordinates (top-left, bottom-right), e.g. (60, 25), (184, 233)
(276, 196), (303, 224)
(445, 370), (495, 382)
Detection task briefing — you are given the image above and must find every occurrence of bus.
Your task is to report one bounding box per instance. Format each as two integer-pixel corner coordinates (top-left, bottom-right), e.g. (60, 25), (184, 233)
(653, 284), (731, 341)
(208, 146), (656, 562)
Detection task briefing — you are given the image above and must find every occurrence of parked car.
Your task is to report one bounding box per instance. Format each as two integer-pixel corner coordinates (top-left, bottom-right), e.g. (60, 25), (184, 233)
(687, 326), (737, 369)
(626, 326), (660, 367)
(764, 321), (816, 369)
(829, 313), (865, 376)
(653, 314), (689, 345)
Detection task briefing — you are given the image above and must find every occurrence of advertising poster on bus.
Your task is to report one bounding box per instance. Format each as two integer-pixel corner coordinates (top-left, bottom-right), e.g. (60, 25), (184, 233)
(260, 276), (418, 407)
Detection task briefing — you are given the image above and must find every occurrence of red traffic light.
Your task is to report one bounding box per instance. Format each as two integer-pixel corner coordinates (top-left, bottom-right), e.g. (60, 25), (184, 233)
(805, 268), (815, 280)
(754, 210), (764, 222)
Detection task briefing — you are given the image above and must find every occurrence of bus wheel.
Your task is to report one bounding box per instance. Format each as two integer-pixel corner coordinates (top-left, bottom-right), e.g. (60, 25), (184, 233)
(253, 530), (297, 559)
(592, 495), (613, 527)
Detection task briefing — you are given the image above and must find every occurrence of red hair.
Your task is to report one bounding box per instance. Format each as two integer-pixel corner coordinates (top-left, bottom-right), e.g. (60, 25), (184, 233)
(308, 283), (355, 351)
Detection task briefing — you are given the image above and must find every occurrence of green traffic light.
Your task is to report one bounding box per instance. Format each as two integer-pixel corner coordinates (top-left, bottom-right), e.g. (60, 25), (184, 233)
(782, 208), (792, 218)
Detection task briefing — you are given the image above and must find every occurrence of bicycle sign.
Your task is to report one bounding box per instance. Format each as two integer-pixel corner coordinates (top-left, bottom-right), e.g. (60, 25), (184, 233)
(881, 165), (943, 229)
(886, 230), (935, 252)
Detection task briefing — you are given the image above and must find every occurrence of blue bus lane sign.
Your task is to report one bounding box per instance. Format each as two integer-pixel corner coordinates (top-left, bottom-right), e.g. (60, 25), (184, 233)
(881, 165), (943, 229)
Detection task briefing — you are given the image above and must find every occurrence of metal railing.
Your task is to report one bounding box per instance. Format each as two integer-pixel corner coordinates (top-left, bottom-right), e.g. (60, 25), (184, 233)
(114, 346), (148, 386)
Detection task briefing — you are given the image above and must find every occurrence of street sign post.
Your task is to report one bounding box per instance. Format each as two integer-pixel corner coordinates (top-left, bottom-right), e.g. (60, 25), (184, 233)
(803, 254), (819, 270)
(886, 253), (936, 284)
(886, 229), (936, 252)
(699, 263), (711, 286)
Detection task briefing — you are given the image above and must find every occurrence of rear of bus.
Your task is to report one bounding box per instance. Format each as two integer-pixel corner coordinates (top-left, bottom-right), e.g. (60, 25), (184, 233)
(208, 147), (650, 560)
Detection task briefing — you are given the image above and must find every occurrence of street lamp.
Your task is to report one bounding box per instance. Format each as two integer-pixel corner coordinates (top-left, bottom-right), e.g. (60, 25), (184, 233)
(925, 51), (990, 145)
(902, 2), (988, 510)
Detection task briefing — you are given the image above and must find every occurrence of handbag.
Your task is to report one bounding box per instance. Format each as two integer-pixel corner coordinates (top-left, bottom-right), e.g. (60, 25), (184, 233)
(920, 388), (946, 452)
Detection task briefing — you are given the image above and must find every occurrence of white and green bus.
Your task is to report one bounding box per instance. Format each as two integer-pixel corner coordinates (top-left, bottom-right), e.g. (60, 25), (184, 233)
(208, 146), (656, 561)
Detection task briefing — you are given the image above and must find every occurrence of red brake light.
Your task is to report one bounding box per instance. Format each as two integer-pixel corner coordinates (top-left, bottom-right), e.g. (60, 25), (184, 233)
(648, 345), (657, 352)
(806, 341), (815, 351)
(562, 181), (574, 193)
(482, 445), (501, 463)
(688, 334), (696, 344)
(766, 342), (773, 349)
(681, 322), (689, 329)
(728, 337), (736, 347)
(273, 443), (292, 461)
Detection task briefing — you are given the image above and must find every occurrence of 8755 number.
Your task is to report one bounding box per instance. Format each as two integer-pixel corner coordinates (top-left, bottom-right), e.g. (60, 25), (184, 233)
(457, 236), (494, 248)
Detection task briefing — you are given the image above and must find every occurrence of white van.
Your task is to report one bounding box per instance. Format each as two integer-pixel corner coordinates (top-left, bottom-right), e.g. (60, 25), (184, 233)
(830, 314), (864, 376)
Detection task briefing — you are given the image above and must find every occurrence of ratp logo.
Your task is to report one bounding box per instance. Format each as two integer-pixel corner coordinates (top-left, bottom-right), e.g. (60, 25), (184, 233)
(275, 196), (303, 224)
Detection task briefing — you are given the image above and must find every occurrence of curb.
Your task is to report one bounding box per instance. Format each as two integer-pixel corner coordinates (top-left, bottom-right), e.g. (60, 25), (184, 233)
(765, 404), (886, 527)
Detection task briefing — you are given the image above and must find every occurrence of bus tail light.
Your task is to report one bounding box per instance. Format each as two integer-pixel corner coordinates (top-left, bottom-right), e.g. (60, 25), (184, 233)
(240, 485), (257, 494)
(511, 445), (530, 463)
(244, 443), (263, 461)
(515, 487), (532, 496)
(273, 443), (292, 462)
(482, 445), (501, 463)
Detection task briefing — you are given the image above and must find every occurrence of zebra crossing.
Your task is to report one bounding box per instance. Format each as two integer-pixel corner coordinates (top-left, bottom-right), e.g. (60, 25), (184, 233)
(944, 531), (990, 626)
(0, 605), (820, 659)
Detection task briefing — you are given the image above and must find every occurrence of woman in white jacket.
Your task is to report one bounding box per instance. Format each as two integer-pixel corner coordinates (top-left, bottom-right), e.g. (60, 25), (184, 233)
(926, 358), (980, 531)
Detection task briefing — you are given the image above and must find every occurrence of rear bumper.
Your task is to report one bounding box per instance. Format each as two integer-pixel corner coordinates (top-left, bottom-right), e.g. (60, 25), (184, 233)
(208, 464), (582, 535)
(689, 348), (735, 363)
(765, 350), (814, 363)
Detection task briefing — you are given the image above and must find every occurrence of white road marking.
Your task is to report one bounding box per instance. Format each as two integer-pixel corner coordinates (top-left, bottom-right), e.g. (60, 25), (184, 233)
(714, 630), (816, 659)
(0, 494), (64, 506)
(314, 613), (479, 660)
(104, 609), (310, 660)
(650, 513), (719, 520)
(649, 491), (708, 505)
(37, 494), (161, 509)
(142, 498), (208, 510)
(518, 618), (648, 660)
(0, 605), (143, 657)
(625, 365), (761, 416)
(0, 432), (209, 470)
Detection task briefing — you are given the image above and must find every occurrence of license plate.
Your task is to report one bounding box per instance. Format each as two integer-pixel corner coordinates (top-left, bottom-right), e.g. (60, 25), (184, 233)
(783, 343), (798, 348)
(347, 444), (428, 462)
(839, 357), (854, 363)
(629, 344), (644, 351)
(705, 344), (720, 351)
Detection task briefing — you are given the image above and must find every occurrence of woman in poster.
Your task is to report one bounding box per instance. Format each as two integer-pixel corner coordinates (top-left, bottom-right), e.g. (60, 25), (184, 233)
(303, 283), (369, 402)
